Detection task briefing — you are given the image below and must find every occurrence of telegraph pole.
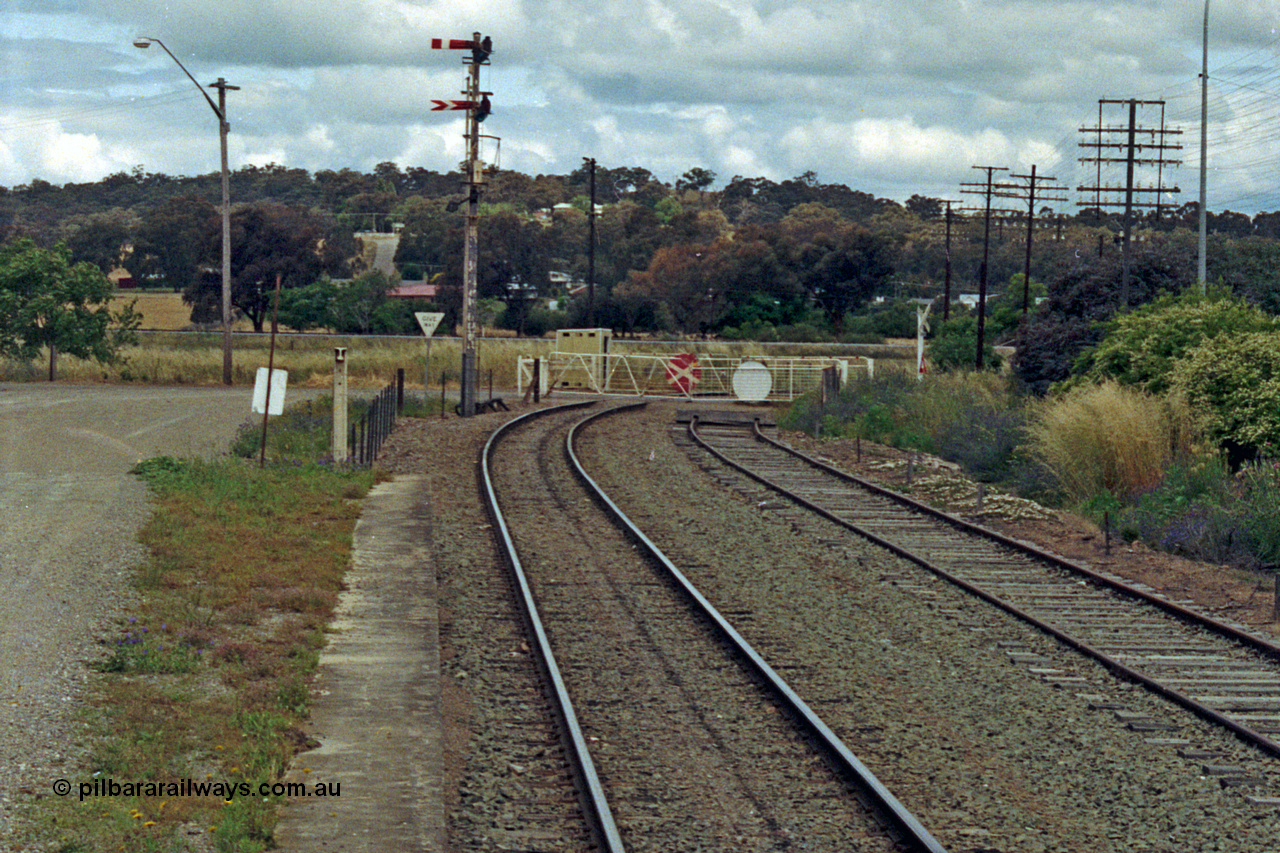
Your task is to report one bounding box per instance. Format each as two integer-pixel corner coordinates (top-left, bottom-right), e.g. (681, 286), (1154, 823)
(961, 166), (1009, 370)
(584, 157), (597, 326)
(210, 78), (239, 384)
(1199, 0), (1210, 294)
(1078, 98), (1182, 310)
(943, 200), (953, 321)
(1007, 165), (1067, 314)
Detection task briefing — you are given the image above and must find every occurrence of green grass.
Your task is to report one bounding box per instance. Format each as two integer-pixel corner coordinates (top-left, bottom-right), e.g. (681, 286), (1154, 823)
(229, 393), (444, 463)
(25, 427), (377, 852)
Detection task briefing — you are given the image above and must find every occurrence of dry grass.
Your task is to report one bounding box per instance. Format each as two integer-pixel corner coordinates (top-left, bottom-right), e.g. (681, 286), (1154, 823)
(109, 291), (256, 332)
(23, 334), (552, 389)
(1027, 381), (1199, 502)
(18, 331), (903, 390)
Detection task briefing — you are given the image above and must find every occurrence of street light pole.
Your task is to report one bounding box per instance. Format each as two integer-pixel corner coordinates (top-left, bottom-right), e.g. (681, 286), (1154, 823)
(133, 37), (238, 384)
(212, 78), (236, 384)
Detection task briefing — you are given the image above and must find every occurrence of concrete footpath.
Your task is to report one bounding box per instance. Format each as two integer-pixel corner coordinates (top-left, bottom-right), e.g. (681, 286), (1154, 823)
(274, 475), (443, 852)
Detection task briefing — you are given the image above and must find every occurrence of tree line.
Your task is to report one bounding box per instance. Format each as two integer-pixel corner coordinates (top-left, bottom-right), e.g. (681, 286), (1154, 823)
(4, 162), (1280, 392)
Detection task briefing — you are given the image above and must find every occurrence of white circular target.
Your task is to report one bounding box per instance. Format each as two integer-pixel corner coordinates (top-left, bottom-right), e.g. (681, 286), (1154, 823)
(731, 360), (772, 402)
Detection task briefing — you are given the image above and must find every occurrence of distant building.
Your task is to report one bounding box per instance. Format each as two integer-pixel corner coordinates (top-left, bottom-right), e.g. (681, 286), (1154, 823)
(388, 281), (440, 300)
(957, 293), (995, 309)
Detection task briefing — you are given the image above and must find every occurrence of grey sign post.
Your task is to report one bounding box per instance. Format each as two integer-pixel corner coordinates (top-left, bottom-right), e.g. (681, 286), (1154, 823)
(415, 312), (446, 408)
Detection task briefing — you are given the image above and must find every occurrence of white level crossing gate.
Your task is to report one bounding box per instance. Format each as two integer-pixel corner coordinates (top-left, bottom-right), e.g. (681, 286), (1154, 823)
(517, 352), (873, 402)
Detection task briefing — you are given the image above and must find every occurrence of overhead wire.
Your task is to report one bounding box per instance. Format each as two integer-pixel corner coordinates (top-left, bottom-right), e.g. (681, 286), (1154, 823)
(0, 88), (207, 134)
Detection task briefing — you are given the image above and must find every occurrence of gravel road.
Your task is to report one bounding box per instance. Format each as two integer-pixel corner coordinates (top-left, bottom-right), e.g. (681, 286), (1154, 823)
(0, 383), (263, 847)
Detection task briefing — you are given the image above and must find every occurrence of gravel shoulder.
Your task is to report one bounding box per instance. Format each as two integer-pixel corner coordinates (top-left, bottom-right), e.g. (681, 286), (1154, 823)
(0, 383), (268, 847)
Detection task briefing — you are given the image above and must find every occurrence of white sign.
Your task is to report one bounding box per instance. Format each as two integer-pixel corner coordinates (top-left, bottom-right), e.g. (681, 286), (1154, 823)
(251, 368), (288, 415)
(415, 311), (445, 337)
(731, 361), (772, 402)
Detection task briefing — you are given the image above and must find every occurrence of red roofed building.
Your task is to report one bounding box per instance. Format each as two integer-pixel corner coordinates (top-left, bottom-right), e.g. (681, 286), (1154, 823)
(388, 281), (441, 300)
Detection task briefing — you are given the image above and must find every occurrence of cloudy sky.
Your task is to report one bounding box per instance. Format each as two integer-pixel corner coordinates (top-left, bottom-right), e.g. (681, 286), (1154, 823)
(3, 1), (1280, 214)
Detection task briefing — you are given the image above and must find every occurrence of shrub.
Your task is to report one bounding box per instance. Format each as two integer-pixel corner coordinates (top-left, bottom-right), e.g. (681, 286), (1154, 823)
(1026, 381), (1198, 502)
(843, 300), (916, 339)
(1072, 289), (1276, 395)
(934, 403), (1027, 482)
(785, 370), (1025, 480)
(928, 314), (1003, 372)
(1170, 331), (1280, 461)
(1098, 456), (1280, 570)
(1233, 460), (1280, 567)
(1013, 240), (1192, 394)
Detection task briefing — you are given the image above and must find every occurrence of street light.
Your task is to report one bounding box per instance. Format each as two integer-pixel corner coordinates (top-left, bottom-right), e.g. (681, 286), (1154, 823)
(133, 36), (239, 385)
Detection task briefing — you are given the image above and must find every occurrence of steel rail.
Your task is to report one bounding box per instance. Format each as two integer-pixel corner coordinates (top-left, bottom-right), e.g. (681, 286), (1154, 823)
(750, 420), (1280, 661)
(684, 417), (1280, 761)
(480, 400), (625, 853)
(568, 404), (950, 853)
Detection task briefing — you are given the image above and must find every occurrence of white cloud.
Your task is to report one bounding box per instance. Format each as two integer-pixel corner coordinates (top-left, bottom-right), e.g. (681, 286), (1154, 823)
(0, 117), (134, 184)
(1, 0), (1278, 211)
(782, 116), (1019, 182)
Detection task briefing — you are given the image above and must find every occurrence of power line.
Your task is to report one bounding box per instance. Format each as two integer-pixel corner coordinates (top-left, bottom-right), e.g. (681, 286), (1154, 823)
(0, 89), (203, 133)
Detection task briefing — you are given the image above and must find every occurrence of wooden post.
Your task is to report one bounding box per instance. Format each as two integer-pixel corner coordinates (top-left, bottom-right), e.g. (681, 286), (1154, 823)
(258, 274), (282, 468)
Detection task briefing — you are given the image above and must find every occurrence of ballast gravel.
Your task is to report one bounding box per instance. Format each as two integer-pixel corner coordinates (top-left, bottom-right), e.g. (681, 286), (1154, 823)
(379, 397), (1280, 852)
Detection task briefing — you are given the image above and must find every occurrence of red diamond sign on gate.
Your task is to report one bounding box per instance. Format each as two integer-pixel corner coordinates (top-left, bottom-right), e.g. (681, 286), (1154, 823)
(665, 353), (701, 394)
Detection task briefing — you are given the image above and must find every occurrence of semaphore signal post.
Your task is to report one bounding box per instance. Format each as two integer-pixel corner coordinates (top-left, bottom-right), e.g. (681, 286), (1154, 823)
(432, 32), (494, 416)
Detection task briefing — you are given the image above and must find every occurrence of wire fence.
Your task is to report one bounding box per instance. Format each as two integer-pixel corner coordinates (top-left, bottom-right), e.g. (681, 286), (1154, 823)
(517, 352), (872, 402)
(349, 374), (402, 467)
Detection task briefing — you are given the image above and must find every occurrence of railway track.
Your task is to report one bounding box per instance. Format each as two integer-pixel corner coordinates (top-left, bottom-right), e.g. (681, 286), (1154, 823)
(687, 415), (1280, 799)
(481, 402), (948, 852)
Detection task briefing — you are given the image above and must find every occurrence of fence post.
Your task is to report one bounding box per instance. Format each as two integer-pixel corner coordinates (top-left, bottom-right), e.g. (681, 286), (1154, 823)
(397, 368), (405, 414)
(332, 348), (349, 463)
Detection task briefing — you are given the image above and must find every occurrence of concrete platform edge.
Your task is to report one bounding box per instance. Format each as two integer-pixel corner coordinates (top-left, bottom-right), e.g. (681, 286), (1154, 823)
(273, 475), (442, 852)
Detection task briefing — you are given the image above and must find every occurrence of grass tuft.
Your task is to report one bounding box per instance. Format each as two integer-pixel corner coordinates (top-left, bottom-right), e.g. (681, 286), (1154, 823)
(1026, 381), (1198, 502)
